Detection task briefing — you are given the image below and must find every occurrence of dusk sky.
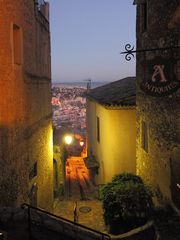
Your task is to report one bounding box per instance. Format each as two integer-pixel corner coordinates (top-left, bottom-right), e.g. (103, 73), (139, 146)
(47, 0), (136, 83)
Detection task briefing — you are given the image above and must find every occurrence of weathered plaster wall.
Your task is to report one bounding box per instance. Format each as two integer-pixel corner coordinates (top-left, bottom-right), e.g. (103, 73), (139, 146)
(0, 0), (53, 210)
(87, 100), (136, 184)
(136, 0), (180, 207)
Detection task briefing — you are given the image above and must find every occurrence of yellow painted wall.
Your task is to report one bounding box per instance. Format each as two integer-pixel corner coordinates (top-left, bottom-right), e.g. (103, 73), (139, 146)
(87, 100), (136, 184)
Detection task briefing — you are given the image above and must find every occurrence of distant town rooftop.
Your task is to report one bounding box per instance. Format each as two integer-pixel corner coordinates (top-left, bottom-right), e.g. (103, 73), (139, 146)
(87, 77), (136, 108)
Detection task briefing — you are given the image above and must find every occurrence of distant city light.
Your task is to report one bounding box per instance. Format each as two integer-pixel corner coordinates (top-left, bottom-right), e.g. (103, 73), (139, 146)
(64, 135), (73, 145)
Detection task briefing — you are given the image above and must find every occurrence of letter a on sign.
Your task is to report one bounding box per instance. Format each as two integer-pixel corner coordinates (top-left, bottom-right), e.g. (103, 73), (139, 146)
(152, 65), (167, 83)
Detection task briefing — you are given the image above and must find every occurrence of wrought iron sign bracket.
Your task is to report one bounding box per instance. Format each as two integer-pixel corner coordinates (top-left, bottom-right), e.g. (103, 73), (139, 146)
(121, 44), (180, 61)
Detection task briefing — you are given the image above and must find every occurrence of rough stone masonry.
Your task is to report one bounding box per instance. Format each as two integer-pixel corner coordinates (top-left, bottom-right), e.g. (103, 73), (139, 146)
(135, 0), (180, 209)
(0, 0), (53, 210)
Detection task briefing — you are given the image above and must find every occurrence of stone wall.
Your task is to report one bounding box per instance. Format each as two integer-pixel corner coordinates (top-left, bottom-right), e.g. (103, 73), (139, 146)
(135, 0), (180, 207)
(0, 0), (53, 210)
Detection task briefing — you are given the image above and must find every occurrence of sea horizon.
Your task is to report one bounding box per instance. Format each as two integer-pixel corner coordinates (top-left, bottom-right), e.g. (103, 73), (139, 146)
(52, 81), (109, 89)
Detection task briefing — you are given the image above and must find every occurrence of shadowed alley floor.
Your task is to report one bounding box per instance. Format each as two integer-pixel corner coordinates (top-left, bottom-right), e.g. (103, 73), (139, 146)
(54, 200), (107, 232)
(53, 156), (107, 232)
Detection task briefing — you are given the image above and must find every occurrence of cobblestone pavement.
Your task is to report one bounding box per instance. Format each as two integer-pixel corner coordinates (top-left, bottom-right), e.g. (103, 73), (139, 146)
(53, 200), (107, 233)
(54, 156), (107, 233)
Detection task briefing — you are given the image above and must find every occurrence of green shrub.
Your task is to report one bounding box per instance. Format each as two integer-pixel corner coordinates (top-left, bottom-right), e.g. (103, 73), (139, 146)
(101, 173), (153, 234)
(112, 172), (143, 184)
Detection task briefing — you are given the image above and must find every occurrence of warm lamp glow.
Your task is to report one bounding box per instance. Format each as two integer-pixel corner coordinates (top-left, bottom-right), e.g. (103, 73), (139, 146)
(79, 140), (84, 147)
(66, 156), (89, 181)
(64, 135), (73, 145)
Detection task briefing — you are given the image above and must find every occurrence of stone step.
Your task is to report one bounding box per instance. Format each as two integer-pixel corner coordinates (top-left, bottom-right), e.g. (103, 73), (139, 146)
(66, 156), (97, 200)
(69, 170), (81, 200)
(77, 169), (94, 200)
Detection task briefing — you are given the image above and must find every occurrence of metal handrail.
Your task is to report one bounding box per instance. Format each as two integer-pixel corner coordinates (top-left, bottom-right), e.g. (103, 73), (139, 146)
(21, 203), (111, 240)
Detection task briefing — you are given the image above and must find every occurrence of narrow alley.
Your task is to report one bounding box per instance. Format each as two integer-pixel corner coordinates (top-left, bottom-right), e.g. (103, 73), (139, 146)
(65, 156), (98, 200)
(53, 156), (106, 232)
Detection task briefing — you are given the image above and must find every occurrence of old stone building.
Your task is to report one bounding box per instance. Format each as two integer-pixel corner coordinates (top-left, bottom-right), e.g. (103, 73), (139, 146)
(86, 77), (136, 184)
(0, 0), (53, 210)
(134, 0), (180, 208)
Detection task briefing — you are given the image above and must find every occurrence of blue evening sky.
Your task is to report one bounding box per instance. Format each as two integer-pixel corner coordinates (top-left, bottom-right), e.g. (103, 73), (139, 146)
(47, 0), (136, 83)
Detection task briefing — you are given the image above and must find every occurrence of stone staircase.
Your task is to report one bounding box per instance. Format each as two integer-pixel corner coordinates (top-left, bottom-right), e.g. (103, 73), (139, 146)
(65, 156), (98, 200)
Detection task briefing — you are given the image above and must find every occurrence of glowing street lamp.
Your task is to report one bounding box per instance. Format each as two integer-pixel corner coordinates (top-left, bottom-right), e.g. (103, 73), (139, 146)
(64, 135), (73, 145)
(79, 140), (84, 147)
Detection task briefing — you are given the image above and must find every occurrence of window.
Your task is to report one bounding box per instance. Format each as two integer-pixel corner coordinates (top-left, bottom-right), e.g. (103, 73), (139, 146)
(13, 24), (22, 65)
(97, 117), (100, 142)
(141, 2), (148, 32)
(29, 162), (37, 180)
(142, 121), (148, 152)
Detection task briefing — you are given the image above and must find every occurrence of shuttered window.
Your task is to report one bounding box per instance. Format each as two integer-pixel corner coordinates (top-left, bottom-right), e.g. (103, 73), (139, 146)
(97, 117), (100, 143)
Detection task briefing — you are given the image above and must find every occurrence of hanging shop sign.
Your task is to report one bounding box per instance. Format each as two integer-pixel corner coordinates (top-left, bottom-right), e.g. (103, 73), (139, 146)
(141, 57), (180, 96)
